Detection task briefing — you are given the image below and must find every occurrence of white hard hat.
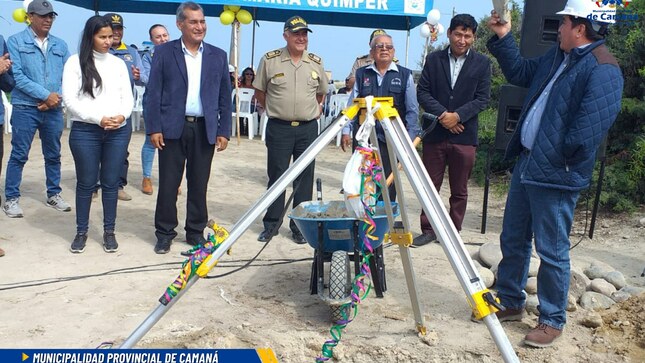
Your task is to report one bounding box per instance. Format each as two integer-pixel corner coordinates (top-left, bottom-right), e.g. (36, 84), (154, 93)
(228, 64), (235, 73)
(556, 0), (616, 24)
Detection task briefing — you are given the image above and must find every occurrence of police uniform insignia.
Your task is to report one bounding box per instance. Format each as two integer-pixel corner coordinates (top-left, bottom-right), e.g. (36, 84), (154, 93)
(124, 54), (133, 62)
(272, 73), (285, 79)
(357, 54), (368, 60)
(311, 71), (318, 80)
(265, 49), (281, 59)
(363, 77), (371, 87)
(391, 78), (402, 86)
(308, 53), (322, 64)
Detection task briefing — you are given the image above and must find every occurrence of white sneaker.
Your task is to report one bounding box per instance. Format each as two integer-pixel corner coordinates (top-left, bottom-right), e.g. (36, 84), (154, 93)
(3, 198), (24, 218)
(46, 194), (72, 212)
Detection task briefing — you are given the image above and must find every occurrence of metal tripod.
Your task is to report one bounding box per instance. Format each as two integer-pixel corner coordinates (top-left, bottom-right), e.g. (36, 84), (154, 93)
(119, 98), (519, 362)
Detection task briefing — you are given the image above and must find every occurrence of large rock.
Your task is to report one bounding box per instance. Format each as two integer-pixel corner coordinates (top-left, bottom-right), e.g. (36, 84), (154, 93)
(579, 291), (616, 311)
(639, 217), (645, 227)
(611, 290), (632, 303)
(604, 271), (627, 290)
(526, 295), (540, 315)
(590, 278), (617, 296)
(580, 311), (603, 328)
(478, 266), (495, 288)
(569, 270), (590, 301)
(566, 294), (578, 312)
(618, 285), (645, 297)
(583, 261), (613, 280)
(525, 277), (538, 294)
(479, 243), (502, 268)
(527, 257), (540, 277)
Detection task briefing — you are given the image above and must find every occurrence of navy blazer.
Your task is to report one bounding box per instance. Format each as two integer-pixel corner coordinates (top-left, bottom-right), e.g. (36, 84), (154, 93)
(144, 39), (231, 144)
(417, 47), (491, 146)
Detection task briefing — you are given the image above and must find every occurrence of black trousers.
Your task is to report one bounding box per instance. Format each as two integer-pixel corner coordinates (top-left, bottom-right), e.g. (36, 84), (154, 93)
(155, 119), (215, 241)
(263, 119), (318, 233)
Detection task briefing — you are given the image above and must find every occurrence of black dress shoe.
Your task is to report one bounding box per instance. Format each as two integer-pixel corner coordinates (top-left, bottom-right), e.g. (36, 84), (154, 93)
(155, 239), (172, 254)
(186, 234), (207, 246)
(257, 229), (276, 243)
(412, 231), (437, 247)
(291, 231), (307, 245)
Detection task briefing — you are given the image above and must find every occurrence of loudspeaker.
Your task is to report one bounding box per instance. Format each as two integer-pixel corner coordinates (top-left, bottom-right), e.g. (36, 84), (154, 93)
(519, 0), (567, 58)
(495, 84), (528, 151)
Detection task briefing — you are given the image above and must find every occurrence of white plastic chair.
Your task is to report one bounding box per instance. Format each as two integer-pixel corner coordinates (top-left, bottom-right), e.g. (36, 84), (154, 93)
(131, 85), (145, 131)
(2, 92), (11, 134)
(325, 94), (350, 146)
(231, 88), (258, 139)
(260, 112), (269, 142)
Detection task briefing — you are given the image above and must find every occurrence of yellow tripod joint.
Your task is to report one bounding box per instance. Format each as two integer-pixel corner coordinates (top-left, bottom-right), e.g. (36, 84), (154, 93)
(389, 229), (413, 247)
(470, 289), (502, 320)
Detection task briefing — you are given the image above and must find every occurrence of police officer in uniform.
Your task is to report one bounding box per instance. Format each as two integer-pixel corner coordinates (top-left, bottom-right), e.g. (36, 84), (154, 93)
(253, 15), (328, 244)
(341, 34), (420, 201)
(346, 29), (398, 90)
(103, 13), (145, 201)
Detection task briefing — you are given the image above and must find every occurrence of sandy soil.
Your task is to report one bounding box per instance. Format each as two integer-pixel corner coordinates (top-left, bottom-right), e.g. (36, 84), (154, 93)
(1, 129), (644, 362)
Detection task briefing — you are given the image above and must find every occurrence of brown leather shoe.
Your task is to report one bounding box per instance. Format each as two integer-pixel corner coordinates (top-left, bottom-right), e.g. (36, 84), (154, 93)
(141, 177), (153, 195)
(471, 306), (525, 323)
(523, 323), (562, 348)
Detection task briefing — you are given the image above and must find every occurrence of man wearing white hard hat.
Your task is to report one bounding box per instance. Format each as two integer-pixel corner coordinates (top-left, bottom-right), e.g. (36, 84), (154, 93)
(484, 0), (623, 348)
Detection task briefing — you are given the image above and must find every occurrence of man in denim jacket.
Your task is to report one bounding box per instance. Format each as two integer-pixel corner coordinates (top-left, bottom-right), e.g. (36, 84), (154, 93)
(3, 0), (70, 218)
(0, 33), (16, 257)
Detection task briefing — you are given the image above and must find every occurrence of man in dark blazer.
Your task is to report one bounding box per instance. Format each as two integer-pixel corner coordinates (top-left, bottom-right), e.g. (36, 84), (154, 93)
(144, 1), (231, 254)
(414, 14), (491, 246)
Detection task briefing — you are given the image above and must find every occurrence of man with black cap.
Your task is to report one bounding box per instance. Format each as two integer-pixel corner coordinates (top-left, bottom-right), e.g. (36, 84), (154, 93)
(4, 0), (71, 218)
(103, 12), (145, 201)
(253, 15), (328, 244)
(346, 29), (398, 90)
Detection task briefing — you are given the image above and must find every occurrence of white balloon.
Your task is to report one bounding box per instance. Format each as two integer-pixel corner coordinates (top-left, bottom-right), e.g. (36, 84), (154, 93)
(420, 23), (432, 38)
(426, 9), (440, 26)
(23, 0), (32, 11)
(436, 23), (445, 35)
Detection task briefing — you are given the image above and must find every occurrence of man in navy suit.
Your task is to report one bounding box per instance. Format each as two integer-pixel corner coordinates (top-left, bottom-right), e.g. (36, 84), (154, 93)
(414, 14), (491, 246)
(144, 1), (231, 254)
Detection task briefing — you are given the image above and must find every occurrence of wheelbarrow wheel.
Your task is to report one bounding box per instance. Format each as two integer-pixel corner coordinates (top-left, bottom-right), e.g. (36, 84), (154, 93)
(329, 250), (350, 323)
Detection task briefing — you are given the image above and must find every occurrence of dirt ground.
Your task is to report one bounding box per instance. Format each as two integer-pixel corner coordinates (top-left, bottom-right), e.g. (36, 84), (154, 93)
(1, 129), (644, 362)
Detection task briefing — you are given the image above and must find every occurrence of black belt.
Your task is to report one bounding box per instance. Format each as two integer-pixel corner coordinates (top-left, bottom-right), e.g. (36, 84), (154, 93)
(269, 117), (316, 127)
(185, 116), (205, 122)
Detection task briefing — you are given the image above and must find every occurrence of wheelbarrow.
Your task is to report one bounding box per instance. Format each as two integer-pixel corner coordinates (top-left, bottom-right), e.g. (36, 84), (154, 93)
(289, 200), (399, 322)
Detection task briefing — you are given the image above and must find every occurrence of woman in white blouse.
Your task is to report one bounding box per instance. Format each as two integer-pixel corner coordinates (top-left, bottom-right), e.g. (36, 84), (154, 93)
(63, 15), (133, 254)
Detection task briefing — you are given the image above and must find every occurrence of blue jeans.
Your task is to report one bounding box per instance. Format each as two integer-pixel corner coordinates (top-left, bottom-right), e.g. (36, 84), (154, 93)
(141, 135), (156, 178)
(4, 105), (63, 199)
(69, 121), (131, 233)
(496, 152), (580, 330)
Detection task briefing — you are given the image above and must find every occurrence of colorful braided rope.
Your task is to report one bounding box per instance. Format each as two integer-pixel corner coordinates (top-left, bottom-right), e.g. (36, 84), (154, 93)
(317, 145), (383, 361)
(159, 224), (229, 305)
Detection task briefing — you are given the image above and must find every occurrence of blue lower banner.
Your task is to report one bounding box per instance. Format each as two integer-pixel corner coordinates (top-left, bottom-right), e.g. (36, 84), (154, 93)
(0, 349), (278, 363)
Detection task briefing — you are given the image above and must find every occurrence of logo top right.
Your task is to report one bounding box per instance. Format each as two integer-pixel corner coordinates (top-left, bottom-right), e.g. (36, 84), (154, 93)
(590, 0), (638, 25)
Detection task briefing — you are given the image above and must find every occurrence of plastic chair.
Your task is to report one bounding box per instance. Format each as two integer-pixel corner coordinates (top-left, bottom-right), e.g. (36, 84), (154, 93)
(325, 94), (350, 146)
(131, 85), (145, 131)
(2, 92), (11, 134)
(231, 88), (258, 139)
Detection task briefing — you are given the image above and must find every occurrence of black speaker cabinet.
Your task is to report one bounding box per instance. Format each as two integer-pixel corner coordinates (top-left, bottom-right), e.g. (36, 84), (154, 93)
(495, 84), (528, 151)
(519, 0), (567, 58)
